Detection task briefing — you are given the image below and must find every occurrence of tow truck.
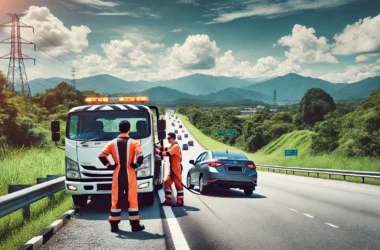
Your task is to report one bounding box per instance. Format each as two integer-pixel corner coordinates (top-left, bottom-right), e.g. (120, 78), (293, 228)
(50, 96), (166, 206)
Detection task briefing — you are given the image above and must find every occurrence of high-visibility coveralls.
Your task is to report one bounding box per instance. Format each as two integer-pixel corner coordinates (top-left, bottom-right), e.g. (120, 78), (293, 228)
(98, 133), (144, 225)
(158, 142), (183, 205)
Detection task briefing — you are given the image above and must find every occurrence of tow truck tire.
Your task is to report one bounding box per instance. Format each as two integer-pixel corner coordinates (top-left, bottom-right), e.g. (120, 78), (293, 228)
(244, 189), (253, 196)
(141, 191), (155, 206)
(72, 195), (88, 207)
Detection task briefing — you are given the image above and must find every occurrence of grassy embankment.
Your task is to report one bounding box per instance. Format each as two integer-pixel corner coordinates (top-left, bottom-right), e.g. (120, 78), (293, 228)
(0, 148), (73, 250)
(178, 114), (380, 185)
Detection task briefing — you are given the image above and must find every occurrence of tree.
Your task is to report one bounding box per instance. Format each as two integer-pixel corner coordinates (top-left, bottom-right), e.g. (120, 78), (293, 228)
(296, 88), (336, 127)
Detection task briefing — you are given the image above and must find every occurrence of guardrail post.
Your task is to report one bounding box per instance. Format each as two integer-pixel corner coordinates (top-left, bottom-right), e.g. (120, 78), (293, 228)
(343, 175), (346, 181)
(361, 177), (364, 183)
(37, 177), (54, 200)
(307, 172), (310, 177)
(316, 173), (319, 178)
(328, 174), (331, 179)
(8, 184), (32, 220)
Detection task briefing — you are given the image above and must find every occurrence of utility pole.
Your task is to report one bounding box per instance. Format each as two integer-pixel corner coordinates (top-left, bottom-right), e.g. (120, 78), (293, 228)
(0, 13), (35, 96)
(71, 67), (76, 89)
(273, 89), (277, 110)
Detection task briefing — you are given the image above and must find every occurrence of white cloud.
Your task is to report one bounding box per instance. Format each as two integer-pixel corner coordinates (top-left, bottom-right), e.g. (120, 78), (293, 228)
(177, 0), (198, 5)
(207, 0), (357, 24)
(20, 6), (91, 56)
(320, 60), (380, 83)
(277, 24), (338, 64)
(70, 0), (118, 7)
(332, 14), (380, 56)
(172, 28), (182, 33)
(355, 53), (380, 63)
(101, 39), (164, 68)
(89, 12), (139, 16)
(168, 35), (220, 70)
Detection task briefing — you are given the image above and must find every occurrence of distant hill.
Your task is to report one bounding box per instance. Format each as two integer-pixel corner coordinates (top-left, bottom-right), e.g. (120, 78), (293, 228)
(30, 74), (252, 95)
(245, 73), (347, 101)
(119, 86), (195, 102)
(332, 76), (380, 100)
(198, 87), (271, 102)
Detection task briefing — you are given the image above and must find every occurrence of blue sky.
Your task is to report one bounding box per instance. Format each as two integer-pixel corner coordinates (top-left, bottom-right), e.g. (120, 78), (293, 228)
(0, 0), (379, 83)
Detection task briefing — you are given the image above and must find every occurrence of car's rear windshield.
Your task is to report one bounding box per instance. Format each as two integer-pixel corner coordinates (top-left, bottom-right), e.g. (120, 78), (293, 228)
(212, 151), (248, 160)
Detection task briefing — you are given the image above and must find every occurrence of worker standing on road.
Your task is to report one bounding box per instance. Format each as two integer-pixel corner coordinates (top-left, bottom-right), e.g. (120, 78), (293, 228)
(156, 132), (184, 207)
(98, 120), (145, 233)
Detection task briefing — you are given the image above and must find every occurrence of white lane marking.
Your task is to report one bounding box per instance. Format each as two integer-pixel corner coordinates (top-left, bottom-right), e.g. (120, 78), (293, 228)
(287, 207), (299, 212)
(302, 213), (315, 218)
(158, 189), (190, 250)
(325, 222), (339, 228)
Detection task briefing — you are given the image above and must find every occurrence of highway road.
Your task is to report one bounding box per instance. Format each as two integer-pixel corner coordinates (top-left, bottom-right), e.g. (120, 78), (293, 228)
(42, 114), (380, 250)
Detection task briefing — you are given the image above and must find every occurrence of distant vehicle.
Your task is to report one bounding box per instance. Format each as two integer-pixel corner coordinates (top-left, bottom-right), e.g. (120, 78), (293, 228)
(182, 130), (185, 133)
(172, 123), (175, 126)
(182, 144), (189, 150)
(187, 151), (257, 196)
(176, 116), (178, 119)
(177, 121), (180, 123)
(184, 134), (188, 138)
(188, 140), (194, 146)
(177, 135), (182, 140)
(175, 130), (178, 134)
(179, 125), (183, 128)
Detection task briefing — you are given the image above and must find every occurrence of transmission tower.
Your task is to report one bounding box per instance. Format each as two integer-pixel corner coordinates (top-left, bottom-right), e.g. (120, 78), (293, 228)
(273, 89), (277, 109)
(0, 13), (35, 96)
(71, 68), (76, 89)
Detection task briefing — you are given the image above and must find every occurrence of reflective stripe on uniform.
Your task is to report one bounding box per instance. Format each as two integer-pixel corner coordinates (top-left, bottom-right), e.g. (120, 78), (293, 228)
(109, 216), (121, 221)
(136, 152), (144, 157)
(177, 196), (184, 199)
(128, 208), (138, 212)
(111, 208), (121, 212)
(129, 215), (139, 220)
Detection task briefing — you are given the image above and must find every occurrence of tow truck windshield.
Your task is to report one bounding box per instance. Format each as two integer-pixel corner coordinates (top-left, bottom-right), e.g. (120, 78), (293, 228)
(67, 110), (151, 141)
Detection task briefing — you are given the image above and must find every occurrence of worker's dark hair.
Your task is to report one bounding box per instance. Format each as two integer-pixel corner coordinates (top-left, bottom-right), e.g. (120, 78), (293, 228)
(119, 120), (131, 133)
(168, 132), (176, 140)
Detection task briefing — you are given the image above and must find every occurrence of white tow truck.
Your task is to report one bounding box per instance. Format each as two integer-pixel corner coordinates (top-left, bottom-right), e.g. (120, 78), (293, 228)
(50, 96), (166, 206)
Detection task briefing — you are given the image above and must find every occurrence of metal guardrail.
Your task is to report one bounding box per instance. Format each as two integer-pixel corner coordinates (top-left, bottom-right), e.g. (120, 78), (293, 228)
(256, 164), (380, 183)
(0, 177), (65, 219)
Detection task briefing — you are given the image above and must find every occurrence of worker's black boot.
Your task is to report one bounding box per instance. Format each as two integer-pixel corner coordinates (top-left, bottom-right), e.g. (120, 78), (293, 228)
(110, 222), (119, 233)
(131, 220), (145, 232)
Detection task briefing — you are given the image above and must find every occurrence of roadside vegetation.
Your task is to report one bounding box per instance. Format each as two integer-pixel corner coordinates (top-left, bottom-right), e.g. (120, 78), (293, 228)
(177, 88), (380, 174)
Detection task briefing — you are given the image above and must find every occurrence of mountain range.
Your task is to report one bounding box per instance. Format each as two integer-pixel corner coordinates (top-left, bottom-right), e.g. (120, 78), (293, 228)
(29, 73), (380, 103)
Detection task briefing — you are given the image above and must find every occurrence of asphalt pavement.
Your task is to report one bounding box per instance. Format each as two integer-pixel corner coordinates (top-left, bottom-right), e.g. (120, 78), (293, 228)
(41, 114), (380, 250)
(168, 115), (380, 250)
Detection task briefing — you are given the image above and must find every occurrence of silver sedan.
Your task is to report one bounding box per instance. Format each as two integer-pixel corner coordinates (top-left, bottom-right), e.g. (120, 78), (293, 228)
(187, 150), (258, 196)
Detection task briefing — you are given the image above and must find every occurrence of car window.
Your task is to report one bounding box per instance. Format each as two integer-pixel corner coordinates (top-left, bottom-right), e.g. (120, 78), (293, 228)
(195, 152), (205, 163)
(212, 151), (248, 160)
(200, 152), (208, 162)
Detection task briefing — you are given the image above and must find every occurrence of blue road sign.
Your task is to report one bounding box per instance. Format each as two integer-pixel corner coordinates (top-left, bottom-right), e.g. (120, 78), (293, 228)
(217, 129), (237, 137)
(285, 149), (298, 157)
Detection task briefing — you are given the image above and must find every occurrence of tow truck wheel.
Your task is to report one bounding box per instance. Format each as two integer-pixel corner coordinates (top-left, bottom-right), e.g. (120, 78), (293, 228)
(72, 195), (88, 207)
(141, 192), (155, 206)
(244, 189), (253, 196)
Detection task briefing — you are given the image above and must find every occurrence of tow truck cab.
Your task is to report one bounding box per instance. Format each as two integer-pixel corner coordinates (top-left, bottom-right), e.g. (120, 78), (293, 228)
(51, 96), (166, 207)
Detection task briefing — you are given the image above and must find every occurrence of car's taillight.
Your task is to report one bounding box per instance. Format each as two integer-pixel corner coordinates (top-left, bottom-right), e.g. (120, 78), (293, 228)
(208, 161), (225, 167)
(245, 162), (256, 170)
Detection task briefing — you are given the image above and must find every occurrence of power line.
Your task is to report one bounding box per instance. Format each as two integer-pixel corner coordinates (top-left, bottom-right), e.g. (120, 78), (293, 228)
(37, 60), (68, 73)
(35, 32), (76, 61)
(36, 46), (72, 69)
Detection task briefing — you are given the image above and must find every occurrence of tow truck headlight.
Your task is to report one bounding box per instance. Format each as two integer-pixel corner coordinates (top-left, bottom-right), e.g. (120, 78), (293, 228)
(136, 154), (151, 178)
(66, 157), (80, 179)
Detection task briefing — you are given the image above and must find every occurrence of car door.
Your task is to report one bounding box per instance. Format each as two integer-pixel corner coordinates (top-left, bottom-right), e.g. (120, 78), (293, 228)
(191, 152), (205, 181)
(194, 152), (207, 181)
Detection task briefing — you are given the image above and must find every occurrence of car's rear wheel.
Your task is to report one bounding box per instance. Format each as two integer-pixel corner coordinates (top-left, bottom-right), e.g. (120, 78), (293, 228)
(244, 189), (253, 196)
(187, 174), (195, 189)
(199, 175), (209, 195)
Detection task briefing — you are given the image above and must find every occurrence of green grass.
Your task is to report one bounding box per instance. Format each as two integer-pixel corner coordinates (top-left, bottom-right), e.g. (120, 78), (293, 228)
(0, 147), (65, 196)
(178, 114), (380, 185)
(0, 147), (73, 250)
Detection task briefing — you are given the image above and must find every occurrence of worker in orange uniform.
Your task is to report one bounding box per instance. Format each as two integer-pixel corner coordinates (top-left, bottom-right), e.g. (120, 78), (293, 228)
(98, 120), (145, 233)
(156, 132), (184, 207)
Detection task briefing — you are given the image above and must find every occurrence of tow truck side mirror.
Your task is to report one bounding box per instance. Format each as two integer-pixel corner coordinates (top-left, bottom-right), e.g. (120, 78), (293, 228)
(158, 119), (166, 131)
(51, 120), (61, 142)
(158, 131), (166, 140)
(51, 120), (60, 133)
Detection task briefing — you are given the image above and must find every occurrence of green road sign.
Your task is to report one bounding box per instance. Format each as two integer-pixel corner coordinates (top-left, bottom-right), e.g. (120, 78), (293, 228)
(217, 129), (237, 137)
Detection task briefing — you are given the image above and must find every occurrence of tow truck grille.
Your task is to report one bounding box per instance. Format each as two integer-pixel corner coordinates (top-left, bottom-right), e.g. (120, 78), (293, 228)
(81, 165), (110, 171)
(82, 172), (113, 177)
